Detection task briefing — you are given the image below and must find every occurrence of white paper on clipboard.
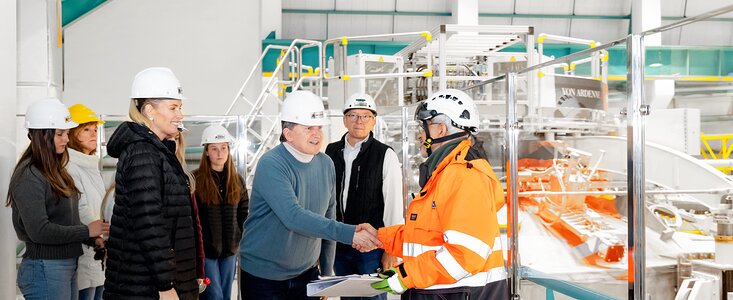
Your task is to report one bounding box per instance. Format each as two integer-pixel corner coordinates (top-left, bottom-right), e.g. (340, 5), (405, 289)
(307, 275), (384, 297)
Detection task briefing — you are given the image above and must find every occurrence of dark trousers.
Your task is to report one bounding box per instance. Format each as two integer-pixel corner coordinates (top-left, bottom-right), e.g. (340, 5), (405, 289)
(240, 267), (320, 300)
(333, 247), (387, 300)
(401, 279), (509, 300)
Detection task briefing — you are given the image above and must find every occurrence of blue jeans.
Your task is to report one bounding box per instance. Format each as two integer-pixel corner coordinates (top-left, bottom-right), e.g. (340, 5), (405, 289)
(78, 286), (103, 300)
(201, 256), (237, 300)
(17, 258), (79, 300)
(333, 247), (387, 300)
(240, 266), (320, 300)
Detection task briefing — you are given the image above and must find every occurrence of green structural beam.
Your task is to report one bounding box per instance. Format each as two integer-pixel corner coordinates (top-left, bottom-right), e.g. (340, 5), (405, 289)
(262, 39), (733, 78)
(283, 8), (630, 20)
(284, 8), (733, 22)
(62, 0), (107, 26)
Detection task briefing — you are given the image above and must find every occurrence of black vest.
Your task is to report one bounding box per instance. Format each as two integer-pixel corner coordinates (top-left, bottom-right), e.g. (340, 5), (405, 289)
(325, 132), (390, 231)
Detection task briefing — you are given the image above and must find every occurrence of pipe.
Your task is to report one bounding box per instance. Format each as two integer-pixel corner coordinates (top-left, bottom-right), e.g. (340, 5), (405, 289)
(626, 33), (647, 300)
(506, 72), (520, 299)
(517, 188), (732, 197)
(703, 159), (733, 167)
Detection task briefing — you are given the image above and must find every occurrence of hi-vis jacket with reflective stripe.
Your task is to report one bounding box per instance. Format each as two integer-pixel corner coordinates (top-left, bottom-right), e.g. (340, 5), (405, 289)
(378, 139), (507, 291)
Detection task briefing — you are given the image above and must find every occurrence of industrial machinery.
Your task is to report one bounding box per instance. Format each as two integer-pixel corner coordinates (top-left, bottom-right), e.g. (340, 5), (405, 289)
(218, 7), (733, 296)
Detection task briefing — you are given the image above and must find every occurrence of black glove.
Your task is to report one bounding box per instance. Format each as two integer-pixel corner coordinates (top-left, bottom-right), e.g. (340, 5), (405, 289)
(93, 239), (106, 260)
(93, 246), (106, 261)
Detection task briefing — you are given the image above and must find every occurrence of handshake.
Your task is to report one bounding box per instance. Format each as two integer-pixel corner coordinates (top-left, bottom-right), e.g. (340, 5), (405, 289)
(351, 223), (382, 253)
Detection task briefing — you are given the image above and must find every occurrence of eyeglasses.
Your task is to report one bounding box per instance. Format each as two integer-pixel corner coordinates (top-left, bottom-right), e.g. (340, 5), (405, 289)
(344, 114), (375, 122)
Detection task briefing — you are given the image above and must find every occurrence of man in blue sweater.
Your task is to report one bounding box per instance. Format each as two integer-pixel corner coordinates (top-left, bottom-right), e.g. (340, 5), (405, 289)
(239, 90), (382, 300)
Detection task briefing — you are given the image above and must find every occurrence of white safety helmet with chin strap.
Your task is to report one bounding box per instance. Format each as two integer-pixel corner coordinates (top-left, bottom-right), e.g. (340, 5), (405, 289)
(25, 97), (78, 129)
(201, 124), (235, 146)
(415, 89), (479, 155)
(280, 90), (330, 126)
(130, 67), (186, 100)
(343, 92), (377, 115)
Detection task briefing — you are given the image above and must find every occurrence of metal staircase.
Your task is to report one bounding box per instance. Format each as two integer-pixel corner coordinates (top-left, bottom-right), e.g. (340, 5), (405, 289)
(224, 39), (323, 185)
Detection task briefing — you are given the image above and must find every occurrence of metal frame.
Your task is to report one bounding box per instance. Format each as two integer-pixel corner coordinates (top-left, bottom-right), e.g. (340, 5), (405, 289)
(496, 4), (733, 300)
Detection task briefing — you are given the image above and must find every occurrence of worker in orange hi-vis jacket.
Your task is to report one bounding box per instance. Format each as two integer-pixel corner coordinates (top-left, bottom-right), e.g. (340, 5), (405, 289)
(369, 89), (509, 300)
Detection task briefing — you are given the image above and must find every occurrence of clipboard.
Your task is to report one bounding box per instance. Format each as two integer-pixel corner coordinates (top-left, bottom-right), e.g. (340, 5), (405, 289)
(307, 275), (385, 297)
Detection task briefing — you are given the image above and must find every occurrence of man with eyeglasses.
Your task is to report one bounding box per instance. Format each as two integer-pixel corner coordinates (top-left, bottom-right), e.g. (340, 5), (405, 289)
(325, 93), (404, 300)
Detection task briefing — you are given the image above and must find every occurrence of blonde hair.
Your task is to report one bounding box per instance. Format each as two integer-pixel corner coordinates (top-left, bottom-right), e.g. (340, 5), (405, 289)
(174, 131), (196, 193)
(129, 99), (155, 128)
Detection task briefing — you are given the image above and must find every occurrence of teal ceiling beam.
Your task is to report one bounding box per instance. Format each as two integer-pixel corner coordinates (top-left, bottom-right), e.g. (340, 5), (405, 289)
(283, 9), (450, 17)
(479, 13), (629, 20)
(662, 16), (733, 22)
(283, 8), (631, 20)
(61, 0), (107, 26)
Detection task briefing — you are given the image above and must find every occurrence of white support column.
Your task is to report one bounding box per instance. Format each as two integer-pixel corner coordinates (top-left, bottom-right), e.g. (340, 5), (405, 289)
(0, 0), (18, 298)
(450, 0), (478, 26)
(632, 0), (662, 46)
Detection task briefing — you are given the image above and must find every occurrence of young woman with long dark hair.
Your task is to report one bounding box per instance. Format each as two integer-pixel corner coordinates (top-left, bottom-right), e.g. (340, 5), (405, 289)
(8, 98), (109, 300)
(193, 124), (248, 300)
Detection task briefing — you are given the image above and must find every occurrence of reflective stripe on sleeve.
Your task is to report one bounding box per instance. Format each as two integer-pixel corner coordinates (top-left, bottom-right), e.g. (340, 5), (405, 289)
(443, 230), (491, 259)
(425, 266), (507, 290)
(387, 274), (406, 294)
(403, 243), (441, 257)
(435, 247), (470, 281)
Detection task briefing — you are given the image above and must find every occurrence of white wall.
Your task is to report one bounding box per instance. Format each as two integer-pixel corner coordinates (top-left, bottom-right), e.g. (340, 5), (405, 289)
(63, 0), (262, 117)
(261, 0), (282, 38)
(0, 0), (17, 298)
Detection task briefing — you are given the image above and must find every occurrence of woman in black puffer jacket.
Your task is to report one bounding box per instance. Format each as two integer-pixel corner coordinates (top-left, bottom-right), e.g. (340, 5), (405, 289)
(104, 67), (198, 300)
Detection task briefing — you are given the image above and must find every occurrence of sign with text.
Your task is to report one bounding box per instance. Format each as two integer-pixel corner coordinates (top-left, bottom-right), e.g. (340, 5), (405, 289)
(554, 75), (605, 110)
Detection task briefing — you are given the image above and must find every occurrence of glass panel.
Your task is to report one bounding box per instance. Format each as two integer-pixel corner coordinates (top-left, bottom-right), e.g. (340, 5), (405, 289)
(511, 46), (632, 298)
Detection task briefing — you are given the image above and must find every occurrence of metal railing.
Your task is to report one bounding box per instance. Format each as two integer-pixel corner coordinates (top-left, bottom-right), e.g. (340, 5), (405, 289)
(462, 4), (733, 299)
(223, 39), (323, 183)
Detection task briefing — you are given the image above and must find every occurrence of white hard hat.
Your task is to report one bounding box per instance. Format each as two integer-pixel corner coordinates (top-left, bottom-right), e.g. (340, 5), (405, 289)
(201, 124), (235, 146)
(280, 91), (330, 126)
(25, 97), (78, 129)
(344, 92), (377, 114)
(415, 89), (480, 131)
(130, 67), (186, 100)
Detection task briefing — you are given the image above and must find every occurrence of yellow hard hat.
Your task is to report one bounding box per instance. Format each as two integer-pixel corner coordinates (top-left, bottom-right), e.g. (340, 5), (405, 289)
(68, 103), (105, 125)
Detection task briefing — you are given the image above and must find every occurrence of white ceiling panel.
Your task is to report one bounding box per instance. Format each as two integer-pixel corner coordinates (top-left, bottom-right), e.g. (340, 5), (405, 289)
(574, 0), (631, 16)
(660, 20), (682, 45)
(570, 19), (629, 43)
(327, 14), (393, 39)
(479, 17), (513, 26)
(515, 0), (574, 15)
(335, 0), (396, 11)
(686, 0), (733, 18)
(678, 21), (733, 46)
(393, 15), (446, 41)
(396, 0), (450, 13)
(513, 18), (570, 37)
(393, 16), (443, 33)
(661, 0), (687, 17)
(282, 0), (335, 10)
(282, 13), (328, 40)
(478, 0), (514, 14)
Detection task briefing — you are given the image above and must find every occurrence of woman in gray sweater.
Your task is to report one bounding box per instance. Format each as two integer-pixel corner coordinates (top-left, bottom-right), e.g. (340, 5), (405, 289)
(7, 97), (109, 300)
